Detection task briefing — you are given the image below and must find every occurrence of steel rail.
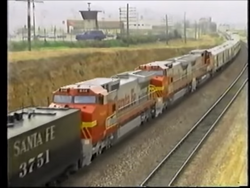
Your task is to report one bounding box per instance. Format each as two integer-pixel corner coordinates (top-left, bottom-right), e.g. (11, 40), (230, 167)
(140, 64), (248, 187)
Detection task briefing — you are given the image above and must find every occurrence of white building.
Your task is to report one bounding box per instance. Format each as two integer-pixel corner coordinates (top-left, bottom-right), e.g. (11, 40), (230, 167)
(122, 19), (174, 30)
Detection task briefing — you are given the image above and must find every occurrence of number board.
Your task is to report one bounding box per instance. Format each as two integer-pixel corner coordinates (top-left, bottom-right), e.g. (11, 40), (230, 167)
(19, 150), (50, 178)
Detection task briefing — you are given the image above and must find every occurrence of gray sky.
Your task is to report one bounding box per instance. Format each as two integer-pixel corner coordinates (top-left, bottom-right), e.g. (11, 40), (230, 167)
(8, 0), (247, 31)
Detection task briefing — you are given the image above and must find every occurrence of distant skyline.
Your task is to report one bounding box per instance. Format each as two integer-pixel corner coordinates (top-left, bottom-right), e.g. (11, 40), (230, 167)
(8, 0), (247, 32)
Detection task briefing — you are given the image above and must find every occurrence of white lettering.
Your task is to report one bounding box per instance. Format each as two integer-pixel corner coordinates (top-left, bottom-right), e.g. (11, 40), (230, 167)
(28, 158), (35, 173)
(19, 163), (27, 178)
(20, 141), (27, 154)
(14, 141), (20, 157)
(13, 125), (55, 157)
(45, 125), (55, 142)
(19, 150), (50, 178)
(36, 133), (43, 147)
(37, 153), (44, 168)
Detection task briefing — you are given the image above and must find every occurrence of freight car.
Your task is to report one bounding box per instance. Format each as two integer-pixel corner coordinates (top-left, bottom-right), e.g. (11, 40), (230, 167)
(9, 31), (242, 187)
(8, 107), (82, 187)
(208, 33), (241, 72)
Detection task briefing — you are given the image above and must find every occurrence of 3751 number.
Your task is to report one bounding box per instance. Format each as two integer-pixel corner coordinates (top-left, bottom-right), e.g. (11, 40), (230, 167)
(19, 149), (50, 178)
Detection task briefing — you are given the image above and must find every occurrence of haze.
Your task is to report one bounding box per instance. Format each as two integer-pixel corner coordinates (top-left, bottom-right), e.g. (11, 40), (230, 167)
(8, 0), (247, 32)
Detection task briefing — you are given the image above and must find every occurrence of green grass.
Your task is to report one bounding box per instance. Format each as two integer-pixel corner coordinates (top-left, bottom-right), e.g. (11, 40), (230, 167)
(8, 40), (128, 52)
(8, 33), (223, 52)
(8, 35), (178, 52)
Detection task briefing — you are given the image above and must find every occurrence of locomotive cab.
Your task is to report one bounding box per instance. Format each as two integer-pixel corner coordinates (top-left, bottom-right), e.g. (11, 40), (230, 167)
(51, 88), (103, 143)
(50, 79), (119, 144)
(137, 63), (172, 97)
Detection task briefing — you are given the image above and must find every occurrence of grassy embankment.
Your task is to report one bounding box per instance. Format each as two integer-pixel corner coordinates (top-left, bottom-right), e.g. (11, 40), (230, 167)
(8, 34), (223, 111)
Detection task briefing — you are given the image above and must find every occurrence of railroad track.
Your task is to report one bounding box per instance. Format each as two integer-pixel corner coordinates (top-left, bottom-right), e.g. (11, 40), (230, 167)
(139, 64), (248, 187)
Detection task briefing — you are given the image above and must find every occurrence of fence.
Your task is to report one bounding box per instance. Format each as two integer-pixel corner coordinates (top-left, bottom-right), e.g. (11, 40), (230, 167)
(8, 25), (201, 51)
(9, 25), (124, 42)
(9, 28), (76, 42)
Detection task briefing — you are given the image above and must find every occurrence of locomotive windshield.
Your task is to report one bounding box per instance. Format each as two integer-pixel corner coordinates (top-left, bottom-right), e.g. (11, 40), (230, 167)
(53, 95), (97, 104)
(53, 95), (73, 103)
(74, 96), (96, 104)
(149, 70), (164, 76)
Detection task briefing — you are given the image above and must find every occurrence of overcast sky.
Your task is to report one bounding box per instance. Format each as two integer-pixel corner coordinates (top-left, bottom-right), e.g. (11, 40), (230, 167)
(8, 0), (247, 31)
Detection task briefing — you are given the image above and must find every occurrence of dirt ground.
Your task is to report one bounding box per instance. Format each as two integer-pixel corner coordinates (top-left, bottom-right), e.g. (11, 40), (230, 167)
(174, 84), (248, 186)
(62, 44), (247, 186)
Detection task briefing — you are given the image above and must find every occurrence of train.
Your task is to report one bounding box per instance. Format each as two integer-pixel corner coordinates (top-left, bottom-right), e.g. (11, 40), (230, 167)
(8, 31), (241, 187)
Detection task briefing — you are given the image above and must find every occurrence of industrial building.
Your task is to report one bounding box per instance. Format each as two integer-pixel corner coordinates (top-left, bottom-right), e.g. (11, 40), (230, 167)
(66, 20), (124, 35)
(199, 17), (217, 34)
(66, 19), (172, 35)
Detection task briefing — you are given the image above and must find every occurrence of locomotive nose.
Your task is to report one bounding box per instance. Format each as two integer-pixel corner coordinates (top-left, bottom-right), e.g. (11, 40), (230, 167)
(81, 105), (96, 122)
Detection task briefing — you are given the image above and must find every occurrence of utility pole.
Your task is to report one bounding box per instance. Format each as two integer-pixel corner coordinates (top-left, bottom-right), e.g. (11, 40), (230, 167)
(119, 4), (136, 46)
(184, 12), (186, 44)
(126, 3), (129, 41)
(88, 2), (91, 11)
(197, 22), (200, 39)
(32, 0), (36, 39)
(199, 22), (202, 38)
(119, 8), (123, 35)
(16, 0), (43, 46)
(136, 12), (139, 34)
(165, 14), (168, 45)
(194, 21), (197, 40)
(27, 0), (31, 51)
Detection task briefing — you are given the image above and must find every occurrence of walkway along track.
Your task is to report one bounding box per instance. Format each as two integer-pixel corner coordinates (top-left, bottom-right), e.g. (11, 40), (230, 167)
(139, 63), (248, 187)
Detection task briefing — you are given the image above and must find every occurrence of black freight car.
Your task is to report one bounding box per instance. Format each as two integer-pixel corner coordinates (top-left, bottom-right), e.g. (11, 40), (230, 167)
(8, 107), (83, 187)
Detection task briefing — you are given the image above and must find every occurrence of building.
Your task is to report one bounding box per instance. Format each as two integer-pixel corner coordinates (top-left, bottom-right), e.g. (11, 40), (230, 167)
(218, 24), (230, 32)
(199, 17), (217, 34)
(66, 19), (124, 35)
(151, 24), (176, 33)
(66, 19), (174, 35)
